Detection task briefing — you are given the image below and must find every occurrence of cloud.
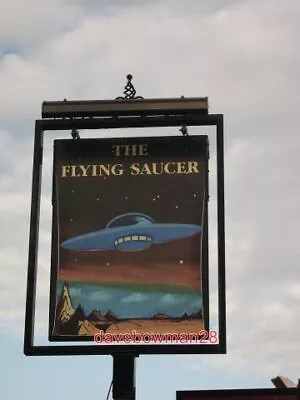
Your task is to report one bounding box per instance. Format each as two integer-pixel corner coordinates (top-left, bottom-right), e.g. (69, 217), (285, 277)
(0, 0), (299, 380)
(0, 0), (86, 51)
(69, 287), (82, 298)
(65, 287), (113, 302)
(121, 293), (149, 304)
(159, 294), (187, 305)
(89, 291), (112, 302)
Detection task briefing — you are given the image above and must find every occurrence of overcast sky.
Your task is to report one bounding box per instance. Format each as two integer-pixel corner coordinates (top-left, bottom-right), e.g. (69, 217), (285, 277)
(1, 0), (300, 399)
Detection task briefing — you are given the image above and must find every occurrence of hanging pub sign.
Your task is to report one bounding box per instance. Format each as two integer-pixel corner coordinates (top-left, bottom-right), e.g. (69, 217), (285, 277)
(49, 135), (210, 344)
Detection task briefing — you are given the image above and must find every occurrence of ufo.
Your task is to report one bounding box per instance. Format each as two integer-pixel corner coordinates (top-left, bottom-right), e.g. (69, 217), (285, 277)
(61, 212), (202, 252)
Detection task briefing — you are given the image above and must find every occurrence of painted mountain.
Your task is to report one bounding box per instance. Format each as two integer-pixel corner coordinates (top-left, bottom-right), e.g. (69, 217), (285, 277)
(53, 283), (204, 338)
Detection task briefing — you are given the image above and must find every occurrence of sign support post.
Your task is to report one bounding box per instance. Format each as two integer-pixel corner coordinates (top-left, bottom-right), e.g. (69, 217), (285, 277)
(112, 353), (137, 400)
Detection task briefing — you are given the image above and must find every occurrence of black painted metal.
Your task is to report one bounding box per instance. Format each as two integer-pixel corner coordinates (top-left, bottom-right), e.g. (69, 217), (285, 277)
(24, 121), (43, 355)
(24, 109), (226, 357)
(112, 354), (136, 400)
(216, 115), (226, 353)
(41, 98), (208, 119)
(115, 74), (143, 100)
(24, 343), (222, 356)
(40, 114), (214, 131)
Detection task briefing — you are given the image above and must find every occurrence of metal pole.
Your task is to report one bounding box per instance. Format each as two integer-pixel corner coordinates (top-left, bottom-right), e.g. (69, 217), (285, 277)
(112, 354), (137, 400)
(24, 121), (43, 354)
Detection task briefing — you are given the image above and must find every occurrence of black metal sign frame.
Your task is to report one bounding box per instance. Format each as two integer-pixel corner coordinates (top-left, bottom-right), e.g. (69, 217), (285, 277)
(24, 110), (225, 356)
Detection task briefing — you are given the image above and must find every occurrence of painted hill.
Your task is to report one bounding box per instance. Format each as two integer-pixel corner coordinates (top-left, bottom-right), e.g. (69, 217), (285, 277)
(151, 313), (170, 320)
(179, 310), (202, 320)
(105, 310), (118, 321)
(190, 310), (202, 319)
(78, 320), (100, 336)
(87, 309), (107, 322)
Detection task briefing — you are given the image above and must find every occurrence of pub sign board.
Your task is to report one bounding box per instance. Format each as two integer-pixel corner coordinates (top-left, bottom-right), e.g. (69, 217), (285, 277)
(49, 135), (210, 346)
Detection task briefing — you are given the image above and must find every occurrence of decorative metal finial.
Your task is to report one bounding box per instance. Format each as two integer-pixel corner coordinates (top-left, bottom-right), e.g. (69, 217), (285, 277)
(124, 74), (136, 99)
(71, 127), (80, 140)
(179, 124), (188, 136)
(116, 74), (143, 100)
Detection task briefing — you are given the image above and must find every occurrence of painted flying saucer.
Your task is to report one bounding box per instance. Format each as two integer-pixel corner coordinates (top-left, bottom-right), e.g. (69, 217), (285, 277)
(61, 212), (202, 252)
